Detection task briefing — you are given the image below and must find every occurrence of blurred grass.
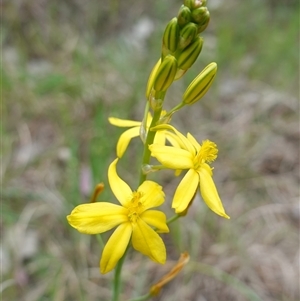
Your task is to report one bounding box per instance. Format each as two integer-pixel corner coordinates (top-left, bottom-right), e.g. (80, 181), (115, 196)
(2, 0), (299, 301)
(214, 0), (299, 92)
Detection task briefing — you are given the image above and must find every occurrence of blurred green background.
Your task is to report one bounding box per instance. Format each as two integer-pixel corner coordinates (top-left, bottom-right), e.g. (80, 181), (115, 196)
(2, 0), (299, 300)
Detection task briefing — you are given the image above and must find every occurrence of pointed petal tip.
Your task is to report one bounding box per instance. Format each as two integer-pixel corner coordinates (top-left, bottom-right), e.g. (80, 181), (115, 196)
(173, 205), (185, 214)
(100, 266), (109, 274)
(223, 213), (230, 219)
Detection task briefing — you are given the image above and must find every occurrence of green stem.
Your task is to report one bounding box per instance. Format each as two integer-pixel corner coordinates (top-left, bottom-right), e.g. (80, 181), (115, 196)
(142, 164), (169, 174)
(141, 101), (150, 143)
(111, 96), (165, 301)
(163, 102), (185, 121)
(96, 234), (105, 249)
(113, 94), (166, 301)
(139, 101), (165, 184)
(112, 247), (129, 301)
(166, 214), (181, 225)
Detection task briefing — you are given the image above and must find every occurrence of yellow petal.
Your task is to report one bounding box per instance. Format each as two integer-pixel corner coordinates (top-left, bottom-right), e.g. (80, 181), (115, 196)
(100, 223), (132, 273)
(172, 169), (199, 213)
(165, 131), (184, 148)
(153, 131), (166, 146)
(145, 112), (154, 127)
(67, 203), (128, 234)
(175, 169), (182, 176)
(146, 58), (161, 99)
(149, 144), (193, 169)
(198, 164), (230, 219)
(108, 117), (141, 127)
(151, 124), (196, 155)
(132, 219), (166, 264)
(108, 158), (132, 206)
(138, 181), (165, 210)
(116, 127), (140, 157)
(141, 210), (169, 233)
(187, 132), (201, 151)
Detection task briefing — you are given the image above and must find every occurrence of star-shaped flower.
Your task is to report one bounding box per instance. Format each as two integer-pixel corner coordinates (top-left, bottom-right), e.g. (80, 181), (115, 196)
(149, 124), (229, 219)
(67, 158), (169, 274)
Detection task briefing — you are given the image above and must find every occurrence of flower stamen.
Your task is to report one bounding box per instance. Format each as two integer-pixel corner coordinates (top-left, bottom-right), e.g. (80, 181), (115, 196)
(128, 191), (144, 223)
(193, 140), (218, 169)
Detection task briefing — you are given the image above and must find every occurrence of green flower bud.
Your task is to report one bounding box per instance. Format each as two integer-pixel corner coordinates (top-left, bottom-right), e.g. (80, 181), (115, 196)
(153, 55), (178, 92)
(178, 22), (198, 49)
(184, 0), (194, 9)
(184, 0), (206, 10)
(183, 62), (217, 105)
(177, 36), (203, 70)
(183, 0), (194, 9)
(177, 5), (191, 27)
(192, 6), (209, 24)
(163, 18), (180, 53)
(197, 15), (210, 33)
(146, 58), (161, 99)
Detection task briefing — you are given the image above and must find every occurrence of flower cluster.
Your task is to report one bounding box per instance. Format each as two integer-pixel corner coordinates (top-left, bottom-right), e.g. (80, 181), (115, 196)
(67, 1), (229, 295)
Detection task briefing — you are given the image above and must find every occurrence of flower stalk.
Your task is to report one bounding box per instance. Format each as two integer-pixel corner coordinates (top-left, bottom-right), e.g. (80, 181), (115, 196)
(139, 105), (164, 184)
(112, 247), (129, 301)
(66, 1), (231, 300)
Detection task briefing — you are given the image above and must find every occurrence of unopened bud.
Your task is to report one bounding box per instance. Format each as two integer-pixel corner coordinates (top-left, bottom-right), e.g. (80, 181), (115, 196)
(183, 62), (217, 105)
(197, 12), (210, 33)
(146, 58), (161, 99)
(178, 22), (198, 49)
(184, 0), (206, 9)
(177, 5), (191, 27)
(192, 7), (209, 25)
(162, 18), (180, 53)
(177, 36), (203, 70)
(184, 0), (194, 9)
(153, 55), (177, 92)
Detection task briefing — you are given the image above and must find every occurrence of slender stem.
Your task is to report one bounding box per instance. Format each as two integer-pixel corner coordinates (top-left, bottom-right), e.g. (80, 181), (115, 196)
(139, 103), (165, 184)
(163, 102), (185, 120)
(112, 247), (129, 301)
(96, 234), (104, 249)
(112, 94), (166, 301)
(145, 164), (169, 172)
(166, 214), (181, 225)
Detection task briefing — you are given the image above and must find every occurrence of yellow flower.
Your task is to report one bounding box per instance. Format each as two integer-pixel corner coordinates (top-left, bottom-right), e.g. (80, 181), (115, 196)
(108, 112), (181, 158)
(67, 159), (169, 274)
(149, 124), (229, 219)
